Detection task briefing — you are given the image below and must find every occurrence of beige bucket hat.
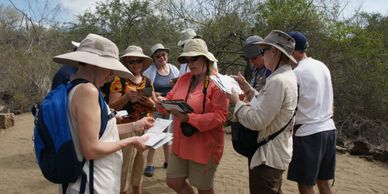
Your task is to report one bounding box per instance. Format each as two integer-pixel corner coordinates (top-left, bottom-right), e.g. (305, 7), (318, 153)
(120, 45), (153, 69)
(150, 43), (169, 57)
(177, 39), (217, 63)
(255, 30), (297, 64)
(53, 33), (135, 81)
(177, 28), (202, 47)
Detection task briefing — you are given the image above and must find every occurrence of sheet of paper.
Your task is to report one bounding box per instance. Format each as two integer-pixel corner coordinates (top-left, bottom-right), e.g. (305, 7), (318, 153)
(146, 118), (173, 134)
(151, 133), (173, 149)
(210, 74), (243, 94)
(144, 133), (166, 147)
(116, 110), (128, 117)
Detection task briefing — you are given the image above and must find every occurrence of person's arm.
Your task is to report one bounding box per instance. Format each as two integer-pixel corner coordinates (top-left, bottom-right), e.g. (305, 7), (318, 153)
(231, 72), (258, 101)
(71, 84), (147, 160)
(233, 79), (284, 132)
(117, 116), (155, 135)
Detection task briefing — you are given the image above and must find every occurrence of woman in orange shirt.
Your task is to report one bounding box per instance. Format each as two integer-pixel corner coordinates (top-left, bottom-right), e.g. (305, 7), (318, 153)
(163, 39), (228, 194)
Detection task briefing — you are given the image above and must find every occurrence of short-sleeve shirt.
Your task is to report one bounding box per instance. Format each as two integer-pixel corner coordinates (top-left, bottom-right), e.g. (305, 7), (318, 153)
(110, 76), (154, 122)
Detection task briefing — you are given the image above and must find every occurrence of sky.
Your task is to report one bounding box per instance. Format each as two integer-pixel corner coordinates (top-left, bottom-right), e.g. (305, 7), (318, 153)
(1, 0), (387, 23)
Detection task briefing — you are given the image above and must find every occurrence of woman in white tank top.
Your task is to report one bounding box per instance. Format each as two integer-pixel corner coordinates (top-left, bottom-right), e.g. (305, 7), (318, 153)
(53, 34), (154, 194)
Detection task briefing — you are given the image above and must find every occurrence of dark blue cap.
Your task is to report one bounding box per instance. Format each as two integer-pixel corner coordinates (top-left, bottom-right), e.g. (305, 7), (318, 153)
(287, 31), (308, 51)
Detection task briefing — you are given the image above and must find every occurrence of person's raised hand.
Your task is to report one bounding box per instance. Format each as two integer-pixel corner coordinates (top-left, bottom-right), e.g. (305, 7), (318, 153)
(136, 116), (155, 131)
(126, 89), (139, 103)
(125, 136), (149, 152)
(227, 88), (240, 105)
(231, 72), (251, 93)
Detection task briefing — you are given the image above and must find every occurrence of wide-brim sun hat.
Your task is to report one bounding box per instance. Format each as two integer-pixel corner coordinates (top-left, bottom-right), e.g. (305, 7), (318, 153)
(177, 39), (218, 63)
(120, 45), (153, 70)
(255, 30), (297, 64)
(150, 43), (170, 57)
(177, 28), (202, 47)
(53, 33), (135, 81)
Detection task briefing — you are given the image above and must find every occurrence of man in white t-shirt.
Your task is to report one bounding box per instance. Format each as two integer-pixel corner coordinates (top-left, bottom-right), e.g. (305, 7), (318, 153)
(287, 31), (336, 194)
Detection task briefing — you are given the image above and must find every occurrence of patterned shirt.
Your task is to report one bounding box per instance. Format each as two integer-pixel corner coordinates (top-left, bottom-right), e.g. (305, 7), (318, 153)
(110, 76), (154, 123)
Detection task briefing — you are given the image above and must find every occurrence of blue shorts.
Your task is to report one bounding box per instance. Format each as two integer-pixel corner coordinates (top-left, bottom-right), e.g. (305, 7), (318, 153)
(287, 130), (336, 186)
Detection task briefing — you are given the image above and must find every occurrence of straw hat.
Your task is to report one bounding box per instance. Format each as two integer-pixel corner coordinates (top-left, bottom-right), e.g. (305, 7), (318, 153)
(150, 43), (169, 57)
(120, 45), (153, 69)
(53, 33), (135, 81)
(255, 30), (297, 64)
(177, 39), (217, 63)
(177, 28), (202, 47)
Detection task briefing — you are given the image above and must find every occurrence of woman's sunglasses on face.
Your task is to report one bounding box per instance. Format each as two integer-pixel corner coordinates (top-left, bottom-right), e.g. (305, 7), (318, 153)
(186, 56), (200, 63)
(126, 59), (143, 65)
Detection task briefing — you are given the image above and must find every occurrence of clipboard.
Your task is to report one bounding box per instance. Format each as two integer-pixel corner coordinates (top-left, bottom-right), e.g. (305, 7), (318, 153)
(161, 100), (194, 113)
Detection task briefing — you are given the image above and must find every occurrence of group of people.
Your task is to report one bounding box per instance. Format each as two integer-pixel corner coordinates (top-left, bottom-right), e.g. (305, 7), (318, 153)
(50, 28), (336, 194)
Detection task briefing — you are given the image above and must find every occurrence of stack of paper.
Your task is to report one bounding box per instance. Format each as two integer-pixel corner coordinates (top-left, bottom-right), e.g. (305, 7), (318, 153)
(210, 73), (243, 94)
(143, 118), (173, 149)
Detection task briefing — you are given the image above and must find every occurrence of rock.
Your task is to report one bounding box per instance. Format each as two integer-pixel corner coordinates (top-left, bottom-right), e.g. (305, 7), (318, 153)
(336, 145), (347, 154)
(349, 140), (371, 155)
(0, 113), (15, 129)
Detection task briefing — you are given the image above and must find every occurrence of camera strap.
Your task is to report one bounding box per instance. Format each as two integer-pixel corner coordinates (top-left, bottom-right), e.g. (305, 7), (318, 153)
(185, 75), (209, 114)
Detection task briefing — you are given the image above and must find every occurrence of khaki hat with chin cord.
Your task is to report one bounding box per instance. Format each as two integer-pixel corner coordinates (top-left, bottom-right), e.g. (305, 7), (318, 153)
(177, 39), (217, 64)
(255, 30), (297, 64)
(120, 45), (153, 70)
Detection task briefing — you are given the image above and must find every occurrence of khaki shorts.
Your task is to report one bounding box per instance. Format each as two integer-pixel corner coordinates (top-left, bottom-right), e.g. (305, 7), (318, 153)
(166, 153), (218, 190)
(120, 130), (145, 192)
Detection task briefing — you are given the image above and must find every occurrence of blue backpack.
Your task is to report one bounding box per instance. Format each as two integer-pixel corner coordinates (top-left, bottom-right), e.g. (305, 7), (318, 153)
(33, 79), (113, 194)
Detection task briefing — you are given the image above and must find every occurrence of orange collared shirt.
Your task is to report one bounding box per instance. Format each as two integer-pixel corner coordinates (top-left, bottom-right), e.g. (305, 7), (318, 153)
(166, 73), (229, 165)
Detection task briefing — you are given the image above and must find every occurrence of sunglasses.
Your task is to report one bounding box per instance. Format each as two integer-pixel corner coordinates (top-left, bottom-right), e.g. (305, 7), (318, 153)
(155, 53), (167, 59)
(126, 59), (143, 65)
(186, 56), (201, 63)
(261, 47), (271, 56)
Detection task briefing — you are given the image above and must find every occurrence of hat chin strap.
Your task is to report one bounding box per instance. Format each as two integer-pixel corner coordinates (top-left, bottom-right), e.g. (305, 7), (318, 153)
(92, 67), (98, 86)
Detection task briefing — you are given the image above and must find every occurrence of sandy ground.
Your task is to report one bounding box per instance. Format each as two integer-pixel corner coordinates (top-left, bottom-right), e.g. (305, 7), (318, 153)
(1, 113), (388, 194)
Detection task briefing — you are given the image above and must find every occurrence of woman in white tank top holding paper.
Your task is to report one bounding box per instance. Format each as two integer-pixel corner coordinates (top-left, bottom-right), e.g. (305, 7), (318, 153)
(53, 34), (154, 194)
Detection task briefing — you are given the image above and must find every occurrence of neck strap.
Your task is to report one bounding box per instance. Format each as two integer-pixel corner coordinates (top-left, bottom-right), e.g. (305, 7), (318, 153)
(185, 75), (209, 114)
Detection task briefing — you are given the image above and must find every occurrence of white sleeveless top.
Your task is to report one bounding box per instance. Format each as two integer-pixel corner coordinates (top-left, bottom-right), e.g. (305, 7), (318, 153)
(65, 85), (122, 194)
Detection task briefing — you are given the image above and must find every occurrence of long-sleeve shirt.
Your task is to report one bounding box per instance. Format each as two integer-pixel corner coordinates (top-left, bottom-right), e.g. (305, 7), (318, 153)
(234, 64), (298, 170)
(166, 72), (229, 165)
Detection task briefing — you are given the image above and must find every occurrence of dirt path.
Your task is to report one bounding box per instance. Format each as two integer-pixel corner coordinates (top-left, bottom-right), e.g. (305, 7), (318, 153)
(1, 113), (388, 193)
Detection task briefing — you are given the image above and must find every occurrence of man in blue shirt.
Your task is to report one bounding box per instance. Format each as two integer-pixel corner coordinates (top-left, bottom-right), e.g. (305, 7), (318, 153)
(243, 35), (271, 91)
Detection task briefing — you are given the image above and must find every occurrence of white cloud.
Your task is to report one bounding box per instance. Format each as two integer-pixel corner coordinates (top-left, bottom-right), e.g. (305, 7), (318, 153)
(59, 0), (100, 15)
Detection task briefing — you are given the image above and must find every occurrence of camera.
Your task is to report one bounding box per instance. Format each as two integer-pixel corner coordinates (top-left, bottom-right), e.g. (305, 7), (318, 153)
(180, 122), (198, 137)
